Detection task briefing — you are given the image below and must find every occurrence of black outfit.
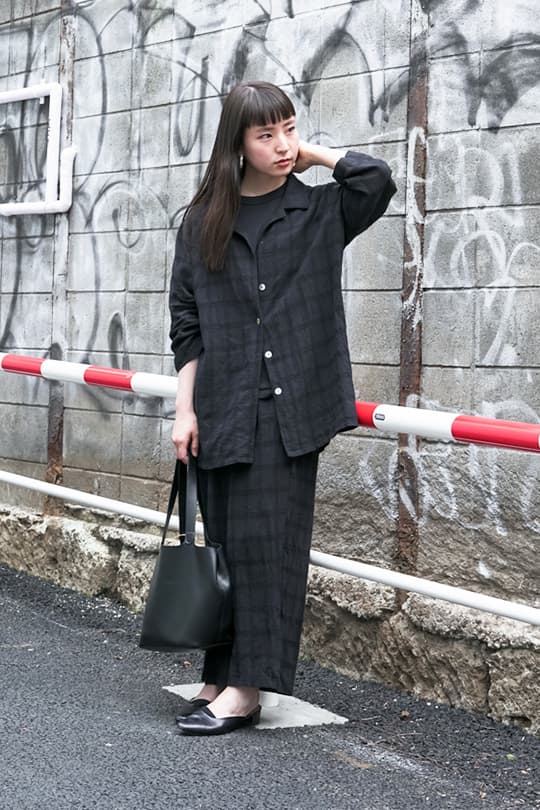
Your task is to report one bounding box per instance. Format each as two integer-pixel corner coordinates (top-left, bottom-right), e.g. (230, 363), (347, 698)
(198, 395), (319, 695)
(169, 151), (396, 695)
(235, 184), (287, 395)
(235, 183), (287, 253)
(170, 151), (397, 471)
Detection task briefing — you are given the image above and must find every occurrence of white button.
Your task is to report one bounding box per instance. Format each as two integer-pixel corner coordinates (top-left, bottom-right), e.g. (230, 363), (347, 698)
(274, 387), (282, 396)
(256, 317), (261, 325)
(258, 283), (266, 291)
(264, 350), (273, 359)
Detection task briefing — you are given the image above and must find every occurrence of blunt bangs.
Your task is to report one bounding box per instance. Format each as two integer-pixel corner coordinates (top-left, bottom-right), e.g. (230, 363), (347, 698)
(237, 83), (296, 133)
(190, 81), (297, 271)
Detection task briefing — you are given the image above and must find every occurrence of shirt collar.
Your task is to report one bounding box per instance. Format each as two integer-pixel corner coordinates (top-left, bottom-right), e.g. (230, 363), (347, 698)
(232, 174), (311, 240)
(238, 174), (310, 211)
(281, 173), (311, 210)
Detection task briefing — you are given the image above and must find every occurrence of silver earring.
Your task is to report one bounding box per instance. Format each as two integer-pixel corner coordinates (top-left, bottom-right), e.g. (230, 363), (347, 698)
(239, 154), (244, 170)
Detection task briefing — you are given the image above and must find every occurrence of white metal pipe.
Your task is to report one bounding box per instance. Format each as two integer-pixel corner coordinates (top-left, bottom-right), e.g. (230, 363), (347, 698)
(0, 83), (60, 103)
(0, 354), (179, 398)
(310, 549), (540, 627)
(1, 469), (538, 627)
(0, 83), (76, 216)
(45, 83), (61, 203)
(0, 147), (77, 216)
(57, 145), (77, 209)
(0, 82), (61, 205)
(41, 358), (89, 385)
(372, 404), (457, 440)
(0, 198), (70, 216)
(129, 371), (179, 399)
(0, 469), (203, 535)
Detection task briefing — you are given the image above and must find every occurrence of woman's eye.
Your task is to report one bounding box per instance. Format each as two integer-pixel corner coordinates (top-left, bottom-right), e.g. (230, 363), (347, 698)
(288, 125), (296, 132)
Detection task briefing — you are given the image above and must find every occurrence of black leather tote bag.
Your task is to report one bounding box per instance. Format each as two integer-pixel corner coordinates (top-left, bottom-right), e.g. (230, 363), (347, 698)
(139, 455), (233, 652)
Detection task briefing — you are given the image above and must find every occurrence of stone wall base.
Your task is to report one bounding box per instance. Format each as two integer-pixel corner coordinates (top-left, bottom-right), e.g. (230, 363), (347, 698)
(0, 505), (159, 613)
(2, 504), (539, 734)
(302, 567), (540, 734)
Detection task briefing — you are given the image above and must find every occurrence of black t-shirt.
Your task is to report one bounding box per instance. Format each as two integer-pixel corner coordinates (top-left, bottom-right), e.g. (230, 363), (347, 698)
(236, 183), (286, 251)
(236, 184), (287, 393)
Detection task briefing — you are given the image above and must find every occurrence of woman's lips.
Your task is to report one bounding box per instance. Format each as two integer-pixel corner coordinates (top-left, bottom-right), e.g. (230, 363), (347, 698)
(275, 158), (291, 166)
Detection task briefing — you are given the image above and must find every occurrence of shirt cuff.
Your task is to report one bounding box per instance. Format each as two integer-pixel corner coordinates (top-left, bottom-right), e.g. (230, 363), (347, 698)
(332, 150), (385, 184)
(173, 340), (203, 373)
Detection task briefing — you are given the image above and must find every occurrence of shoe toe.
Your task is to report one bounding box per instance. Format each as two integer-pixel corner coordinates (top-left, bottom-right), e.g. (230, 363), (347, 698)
(175, 698), (210, 721)
(176, 705), (261, 736)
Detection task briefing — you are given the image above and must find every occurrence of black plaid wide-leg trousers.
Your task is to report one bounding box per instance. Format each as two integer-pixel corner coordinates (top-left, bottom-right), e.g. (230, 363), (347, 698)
(196, 394), (320, 696)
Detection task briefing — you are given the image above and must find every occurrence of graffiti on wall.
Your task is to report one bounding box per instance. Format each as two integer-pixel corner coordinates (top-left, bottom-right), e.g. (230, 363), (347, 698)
(1, 0), (537, 343)
(0, 0), (539, 533)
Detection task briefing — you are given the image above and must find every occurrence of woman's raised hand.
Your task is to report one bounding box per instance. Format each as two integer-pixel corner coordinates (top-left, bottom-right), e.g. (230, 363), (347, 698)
(172, 411), (199, 464)
(293, 140), (315, 174)
(294, 142), (347, 173)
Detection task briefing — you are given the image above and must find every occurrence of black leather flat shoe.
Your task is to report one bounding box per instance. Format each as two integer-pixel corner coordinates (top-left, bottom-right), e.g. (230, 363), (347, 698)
(176, 704), (261, 736)
(175, 698), (211, 721)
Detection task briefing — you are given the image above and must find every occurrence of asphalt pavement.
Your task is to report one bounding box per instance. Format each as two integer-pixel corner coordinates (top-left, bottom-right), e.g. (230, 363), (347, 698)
(1, 563), (539, 810)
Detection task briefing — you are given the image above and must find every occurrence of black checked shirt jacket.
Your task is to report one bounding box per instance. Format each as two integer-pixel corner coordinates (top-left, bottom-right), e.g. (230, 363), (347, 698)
(169, 151), (397, 469)
(168, 151), (396, 695)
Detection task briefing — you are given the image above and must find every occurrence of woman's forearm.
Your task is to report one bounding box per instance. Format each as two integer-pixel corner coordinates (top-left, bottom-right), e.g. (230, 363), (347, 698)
(295, 142), (347, 173)
(176, 357), (199, 415)
(308, 143), (347, 170)
(173, 358), (200, 461)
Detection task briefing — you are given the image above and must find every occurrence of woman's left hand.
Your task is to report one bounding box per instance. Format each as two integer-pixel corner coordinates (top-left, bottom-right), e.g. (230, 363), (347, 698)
(293, 140), (315, 173)
(294, 142), (347, 173)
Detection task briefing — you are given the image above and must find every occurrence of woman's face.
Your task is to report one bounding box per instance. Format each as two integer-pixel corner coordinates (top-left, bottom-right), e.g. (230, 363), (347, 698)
(241, 116), (299, 179)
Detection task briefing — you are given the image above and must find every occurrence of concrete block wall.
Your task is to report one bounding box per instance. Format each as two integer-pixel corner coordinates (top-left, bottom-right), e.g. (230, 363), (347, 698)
(0, 0), (539, 727)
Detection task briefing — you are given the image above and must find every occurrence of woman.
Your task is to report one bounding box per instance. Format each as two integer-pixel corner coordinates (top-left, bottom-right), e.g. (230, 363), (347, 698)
(169, 81), (396, 736)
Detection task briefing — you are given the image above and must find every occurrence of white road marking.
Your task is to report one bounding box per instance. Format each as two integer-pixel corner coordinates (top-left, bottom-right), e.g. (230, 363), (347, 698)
(163, 682), (349, 730)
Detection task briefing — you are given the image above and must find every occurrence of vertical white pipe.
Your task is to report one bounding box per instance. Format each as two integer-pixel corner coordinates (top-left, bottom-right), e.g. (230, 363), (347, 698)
(43, 83), (62, 203)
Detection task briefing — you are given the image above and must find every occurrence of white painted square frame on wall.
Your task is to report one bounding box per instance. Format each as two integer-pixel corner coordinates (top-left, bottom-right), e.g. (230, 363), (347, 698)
(0, 82), (76, 216)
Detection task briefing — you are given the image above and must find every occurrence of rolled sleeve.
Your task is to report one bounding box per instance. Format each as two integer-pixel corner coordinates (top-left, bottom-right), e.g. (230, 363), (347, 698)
(332, 150), (397, 245)
(169, 225), (203, 372)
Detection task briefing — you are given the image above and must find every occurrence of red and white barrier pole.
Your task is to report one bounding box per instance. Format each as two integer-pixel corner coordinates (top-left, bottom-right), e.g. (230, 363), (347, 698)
(1, 353), (539, 453)
(2, 353), (539, 626)
(0, 353), (177, 399)
(356, 402), (540, 454)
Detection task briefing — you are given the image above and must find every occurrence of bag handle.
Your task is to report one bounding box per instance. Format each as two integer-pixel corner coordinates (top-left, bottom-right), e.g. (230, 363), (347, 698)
(161, 452), (198, 545)
(184, 452), (198, 541)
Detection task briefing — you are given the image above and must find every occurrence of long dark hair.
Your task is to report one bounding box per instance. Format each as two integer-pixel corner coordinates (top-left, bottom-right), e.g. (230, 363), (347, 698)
(184, 81), (296, 272)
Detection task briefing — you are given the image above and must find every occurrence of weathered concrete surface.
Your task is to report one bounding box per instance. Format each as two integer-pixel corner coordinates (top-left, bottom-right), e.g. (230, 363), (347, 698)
(98, 524), (160, 613)
(489, 649), (540, 731)
(301, 566), (540, 734)
(1, 0), (540, 739)
(370, 612), (492, 713)
(301, 566), (396, 680)
(2, 503), (539, 733)
(0, 505), (119, 596)
(314, 436), (397, 566)
(417, 443), (540, 600)
(3, 563), (540, 810)
(0, 505), (155, 606)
